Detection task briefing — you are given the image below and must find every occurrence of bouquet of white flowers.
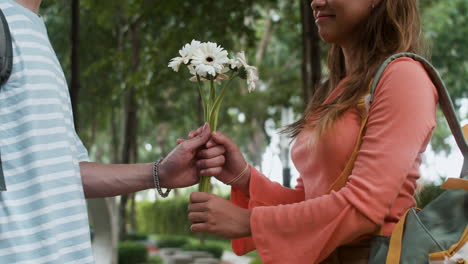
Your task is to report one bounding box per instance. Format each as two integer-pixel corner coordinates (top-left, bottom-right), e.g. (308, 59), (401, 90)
(169, 40), (259, 193)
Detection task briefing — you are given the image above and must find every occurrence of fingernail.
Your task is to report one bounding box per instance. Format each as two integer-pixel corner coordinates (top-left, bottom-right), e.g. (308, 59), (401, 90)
(202, 123), (209, 132)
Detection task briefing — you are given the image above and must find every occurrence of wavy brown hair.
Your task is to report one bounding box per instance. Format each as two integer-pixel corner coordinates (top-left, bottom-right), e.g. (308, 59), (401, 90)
(285, 0), (427, 139)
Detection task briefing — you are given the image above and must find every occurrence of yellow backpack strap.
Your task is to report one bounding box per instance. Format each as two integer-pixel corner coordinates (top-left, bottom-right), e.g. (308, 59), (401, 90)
(385, 209), (413, 264)
(325, 81), (373, 194)
(428, 226), (468, 261)
(441, 178), (468, 190)
(325, 113), (369, 194)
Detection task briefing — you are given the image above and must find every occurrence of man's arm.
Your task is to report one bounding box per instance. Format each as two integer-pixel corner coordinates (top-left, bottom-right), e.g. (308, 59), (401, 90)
(80, 162), (154, 198)
(79, 124), (225, 198)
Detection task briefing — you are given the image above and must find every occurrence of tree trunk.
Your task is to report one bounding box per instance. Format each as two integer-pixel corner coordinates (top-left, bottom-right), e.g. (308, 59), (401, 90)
(119, 21), (140, 241)
(255, 12), (275, 65)
(300, 0), (321, 104)
(129, 192), (137, 233)
(70, 0), (80, 129)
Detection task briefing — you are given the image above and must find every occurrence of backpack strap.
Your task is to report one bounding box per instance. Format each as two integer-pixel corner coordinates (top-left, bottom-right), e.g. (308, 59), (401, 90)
(326, 52), (468, 194)
(370, 53), (468, 180)
(0, 7), (12, 86)
(0, 7), (12, 191)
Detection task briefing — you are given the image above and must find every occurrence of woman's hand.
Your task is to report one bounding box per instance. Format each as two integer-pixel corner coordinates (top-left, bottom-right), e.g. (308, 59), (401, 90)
(189, 192), (252, 239)
(180, 130), (251, 194)
(196, 132), (251, 194)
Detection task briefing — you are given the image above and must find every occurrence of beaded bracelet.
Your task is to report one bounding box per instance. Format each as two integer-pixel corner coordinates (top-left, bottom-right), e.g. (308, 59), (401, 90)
(153, 158), (171, 198)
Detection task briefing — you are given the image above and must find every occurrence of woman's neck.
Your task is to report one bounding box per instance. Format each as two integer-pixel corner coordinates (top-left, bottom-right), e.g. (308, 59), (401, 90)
(14, 0), (42, 14)
(341, 47), (355, 75)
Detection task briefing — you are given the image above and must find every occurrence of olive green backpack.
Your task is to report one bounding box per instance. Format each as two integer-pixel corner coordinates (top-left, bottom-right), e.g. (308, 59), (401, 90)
(366, 53), (468, 264)
(328, 53), (468, 263)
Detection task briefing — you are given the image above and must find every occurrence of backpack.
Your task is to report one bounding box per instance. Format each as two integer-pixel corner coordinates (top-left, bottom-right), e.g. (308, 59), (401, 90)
(367, 53), (468, 264)
(0, 6), (13, 191)
(326, 52), (468, 263)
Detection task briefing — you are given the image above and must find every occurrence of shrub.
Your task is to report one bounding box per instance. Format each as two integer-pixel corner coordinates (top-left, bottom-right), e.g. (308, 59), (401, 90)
(118, 241), (148, 264)
(415, 182), (445, 208)
(126, 233), (148, 241)
(146, 256), (163, 264)
(157, 236), (189, 248)
(182, 243), (224, 259)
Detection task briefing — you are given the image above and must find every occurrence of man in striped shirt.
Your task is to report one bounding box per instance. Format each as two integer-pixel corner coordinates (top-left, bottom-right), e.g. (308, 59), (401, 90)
(0, 1), (221, 263)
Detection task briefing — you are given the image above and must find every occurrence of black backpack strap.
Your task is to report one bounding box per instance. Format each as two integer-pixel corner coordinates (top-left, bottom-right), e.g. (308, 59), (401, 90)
(0, 7), (12, 191)
(0, 7), (12, 86)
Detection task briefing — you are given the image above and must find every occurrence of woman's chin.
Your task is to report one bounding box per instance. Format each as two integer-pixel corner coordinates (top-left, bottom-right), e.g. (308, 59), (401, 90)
(316, 28), (338, 44)
(318, 33), (338, 45)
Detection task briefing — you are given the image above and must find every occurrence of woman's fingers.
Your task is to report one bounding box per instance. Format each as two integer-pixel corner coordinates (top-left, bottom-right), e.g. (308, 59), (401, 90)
(200, 167), (222, 176)
(205, 139), (217, 149)
(190, 192), (212, 203)
(197, 145), (225, 159)
(197, 156), (225, 169)
(188, 212), (207, 223)
(210, 132), (239, 152)
(188, 202), (206, 212)
(190, 223), (210, 233)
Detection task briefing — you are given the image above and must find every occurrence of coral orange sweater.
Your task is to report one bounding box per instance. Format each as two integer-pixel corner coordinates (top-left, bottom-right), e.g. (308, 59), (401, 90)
(230, 58), (438, 263)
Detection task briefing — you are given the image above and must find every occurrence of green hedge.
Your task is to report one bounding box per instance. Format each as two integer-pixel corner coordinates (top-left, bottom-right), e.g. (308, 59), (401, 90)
(157, 236), (189, 248)
(118, 241), (148, 264)
(126, 233), (148, 241)
(182, 243), (224, 259)
(136, 195), (229, 239)
(146, 256), (163, 264)
(137, 199), (191, 236)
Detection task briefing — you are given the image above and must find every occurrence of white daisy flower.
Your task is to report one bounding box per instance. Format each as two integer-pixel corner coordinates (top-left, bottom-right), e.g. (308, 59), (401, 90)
(168, 40), (201, 72)
(236, 51), (259, 92)
(228, 58), (242, 70)
(191, 42), (229, 77)
(190, 73), (229, 84)
(168, 57), (184, 72)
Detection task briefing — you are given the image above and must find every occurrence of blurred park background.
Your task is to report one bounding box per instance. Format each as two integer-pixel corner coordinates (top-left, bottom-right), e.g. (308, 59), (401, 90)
(39, 0), (467, 263)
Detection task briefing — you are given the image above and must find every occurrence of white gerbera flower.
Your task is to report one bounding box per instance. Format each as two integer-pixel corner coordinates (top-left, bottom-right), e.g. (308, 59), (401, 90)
(190, 73), (229, 84)
(191, 42), (229, 77)
(168, 40), (201, 72)
(236, 51), (259, 93)
(168, 57), (184, 72)
(228, 58), (242, 70)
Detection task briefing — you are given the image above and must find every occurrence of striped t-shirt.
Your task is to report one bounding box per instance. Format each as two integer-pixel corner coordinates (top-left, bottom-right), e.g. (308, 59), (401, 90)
(0, 1), (94, 263)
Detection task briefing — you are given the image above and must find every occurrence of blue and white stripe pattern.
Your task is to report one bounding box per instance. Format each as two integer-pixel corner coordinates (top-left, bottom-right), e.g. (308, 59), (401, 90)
(0, 1), (94, 263)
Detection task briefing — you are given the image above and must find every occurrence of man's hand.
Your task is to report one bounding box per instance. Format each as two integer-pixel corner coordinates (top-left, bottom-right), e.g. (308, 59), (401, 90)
(188, 192), (252, 239)
(158, 124), (225, 189)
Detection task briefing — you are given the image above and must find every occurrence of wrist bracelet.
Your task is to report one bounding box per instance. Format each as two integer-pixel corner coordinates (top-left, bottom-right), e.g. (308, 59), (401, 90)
(153, 158), (171, 198)
(226, 163), (250, 185)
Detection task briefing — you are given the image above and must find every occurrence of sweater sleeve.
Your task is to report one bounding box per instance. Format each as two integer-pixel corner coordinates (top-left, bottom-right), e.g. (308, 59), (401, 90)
(236, 58), (438, 263)
(231, 166), (306, 255)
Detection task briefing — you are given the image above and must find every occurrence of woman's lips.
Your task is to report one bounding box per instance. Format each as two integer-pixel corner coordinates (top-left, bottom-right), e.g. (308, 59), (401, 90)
(315, 15), (335, 23)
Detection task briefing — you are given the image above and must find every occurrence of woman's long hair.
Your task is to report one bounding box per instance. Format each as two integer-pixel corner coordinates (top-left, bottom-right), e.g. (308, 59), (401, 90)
(285, 0), (427, 139)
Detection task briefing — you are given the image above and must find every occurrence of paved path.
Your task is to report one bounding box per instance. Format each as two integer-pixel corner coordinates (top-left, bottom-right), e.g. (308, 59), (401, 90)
(221, 251), (253, 264)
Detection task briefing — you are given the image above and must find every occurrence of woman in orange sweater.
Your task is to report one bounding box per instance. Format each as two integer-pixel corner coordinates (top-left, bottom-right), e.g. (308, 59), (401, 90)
(188, 0), (437, 263)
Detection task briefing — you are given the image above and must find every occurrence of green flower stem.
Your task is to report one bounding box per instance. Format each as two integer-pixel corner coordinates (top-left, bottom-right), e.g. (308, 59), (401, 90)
(196, 75), (207, 121)
(197, 74), (238, 193)
(209, 74), (237, 131)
